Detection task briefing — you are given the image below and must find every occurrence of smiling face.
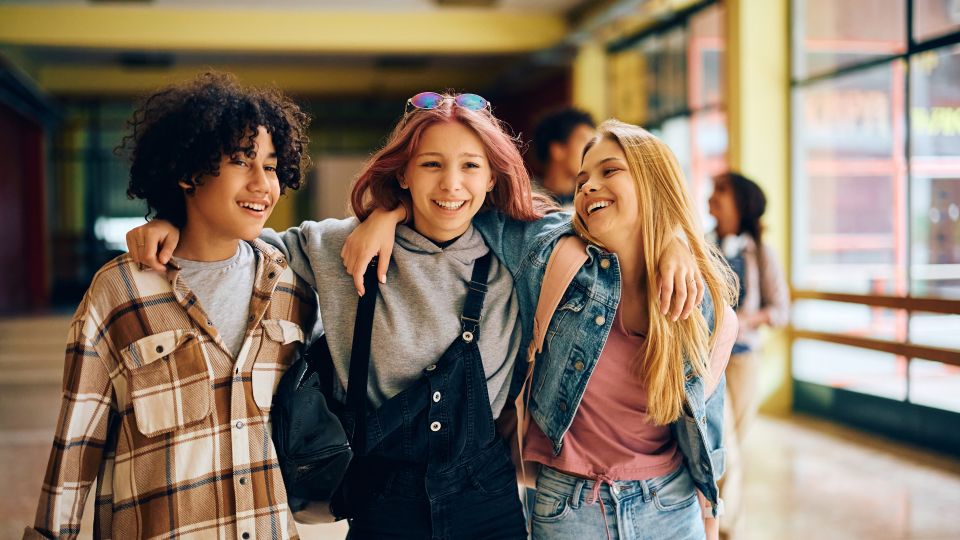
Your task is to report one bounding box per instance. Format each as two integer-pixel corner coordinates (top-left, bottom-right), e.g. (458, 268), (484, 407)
(402, 121), (494, 242)
(574, 137), (642, 251)
(181, 126), (280, 255)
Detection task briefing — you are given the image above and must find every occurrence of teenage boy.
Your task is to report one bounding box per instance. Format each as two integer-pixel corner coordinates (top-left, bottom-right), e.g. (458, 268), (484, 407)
(531, 107), (596, 209)
(24, 72), (316, 540)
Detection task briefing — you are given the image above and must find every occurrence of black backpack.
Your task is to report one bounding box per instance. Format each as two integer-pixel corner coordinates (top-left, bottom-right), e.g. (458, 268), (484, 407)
(271, 262), (379, 523)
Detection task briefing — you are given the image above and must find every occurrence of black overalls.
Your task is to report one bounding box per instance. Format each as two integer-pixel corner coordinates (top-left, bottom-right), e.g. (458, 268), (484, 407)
(342, 252), (527, 540)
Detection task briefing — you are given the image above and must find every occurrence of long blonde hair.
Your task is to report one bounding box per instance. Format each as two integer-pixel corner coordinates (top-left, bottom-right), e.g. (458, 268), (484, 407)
(573, 120), (738, 425)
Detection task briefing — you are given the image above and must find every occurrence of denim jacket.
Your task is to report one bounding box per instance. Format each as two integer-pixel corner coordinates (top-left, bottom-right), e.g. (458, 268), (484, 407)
(473, 210), (726, 517)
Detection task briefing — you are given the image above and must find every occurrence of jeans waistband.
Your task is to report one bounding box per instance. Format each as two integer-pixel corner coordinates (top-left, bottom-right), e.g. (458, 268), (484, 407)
(536, 465), (685, 505)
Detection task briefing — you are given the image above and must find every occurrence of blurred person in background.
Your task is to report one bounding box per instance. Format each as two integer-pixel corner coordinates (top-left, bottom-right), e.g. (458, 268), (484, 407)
(531, 107), (596, 210)
(708, 171), (790, 540)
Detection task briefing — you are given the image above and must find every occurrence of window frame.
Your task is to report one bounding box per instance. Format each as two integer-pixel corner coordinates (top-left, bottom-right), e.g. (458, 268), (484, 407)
(791, 0), (960, 453)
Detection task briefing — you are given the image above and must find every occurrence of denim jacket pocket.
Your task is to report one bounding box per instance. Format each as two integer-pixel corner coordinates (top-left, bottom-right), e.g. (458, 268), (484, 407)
(544, 286), (588, 351)
(120, 329), (212, 437)
(253, 319), (304, 411)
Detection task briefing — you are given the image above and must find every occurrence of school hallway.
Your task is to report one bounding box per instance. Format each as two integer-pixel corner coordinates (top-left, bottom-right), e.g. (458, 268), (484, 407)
(2, 314), (958, 540)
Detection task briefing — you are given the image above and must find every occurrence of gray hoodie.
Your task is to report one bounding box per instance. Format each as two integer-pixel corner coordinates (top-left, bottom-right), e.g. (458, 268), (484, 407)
(260, 218), (521, 417)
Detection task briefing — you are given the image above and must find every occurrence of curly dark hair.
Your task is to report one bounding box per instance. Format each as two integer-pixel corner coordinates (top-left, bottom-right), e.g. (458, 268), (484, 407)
(120, 71), (311, 227)
(532, 107), (595, 165)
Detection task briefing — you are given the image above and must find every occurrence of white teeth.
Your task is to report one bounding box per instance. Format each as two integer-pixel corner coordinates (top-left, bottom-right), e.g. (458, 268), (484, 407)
(239, 202), (267, 211)
(587, 200), (612, 214)
(433, 200), (466, 210)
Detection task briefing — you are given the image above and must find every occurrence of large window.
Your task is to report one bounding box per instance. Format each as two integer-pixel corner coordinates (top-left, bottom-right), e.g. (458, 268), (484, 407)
(608, 1), (727, 224)
(792, 0), (960, 429)
(49, 101), (142, 304)
(46, 97), (399, 307)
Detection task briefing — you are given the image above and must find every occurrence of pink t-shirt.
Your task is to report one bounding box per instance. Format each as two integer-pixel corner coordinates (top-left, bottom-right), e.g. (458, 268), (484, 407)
(525, 304), (737, 481)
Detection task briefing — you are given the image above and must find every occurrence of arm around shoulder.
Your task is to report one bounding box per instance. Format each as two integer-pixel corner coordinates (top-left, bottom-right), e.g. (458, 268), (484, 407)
(472, 210), (573, 276)
(260, 218), (359, 290)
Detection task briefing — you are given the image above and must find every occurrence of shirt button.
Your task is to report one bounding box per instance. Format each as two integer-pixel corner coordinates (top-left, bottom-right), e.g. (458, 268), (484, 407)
(206, 320), (213, 326)
(558, 401), (568, 412)
(574, 360), (585, 371)
(239, 477), (247, 485)
(235, 421), (244, 429)
(268, 271), (276, 279)
(433, 391), (442, 403)
(600, 259), (611, 269)
(425, 364), (437, 372)
(430, 421), (442, 432)
(155, 345), (164, 354)
(595, 315), (606, 326)
(247, 315), (254, 323)
(699, 416), (706, 425)
(242, 533), (250, 540)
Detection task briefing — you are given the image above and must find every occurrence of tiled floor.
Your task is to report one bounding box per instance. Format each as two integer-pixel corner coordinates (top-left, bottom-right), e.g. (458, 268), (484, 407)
(2, 315), (958, 540)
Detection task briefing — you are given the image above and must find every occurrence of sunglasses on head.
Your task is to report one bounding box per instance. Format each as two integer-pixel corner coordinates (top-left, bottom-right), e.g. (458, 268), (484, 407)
(404, 92), (491, 115)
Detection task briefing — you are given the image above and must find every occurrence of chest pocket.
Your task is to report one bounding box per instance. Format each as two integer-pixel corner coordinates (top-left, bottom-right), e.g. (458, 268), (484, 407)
(253, 319), (305, 411)
(120, 329), (212, 437)
(545, 286), (588, 349)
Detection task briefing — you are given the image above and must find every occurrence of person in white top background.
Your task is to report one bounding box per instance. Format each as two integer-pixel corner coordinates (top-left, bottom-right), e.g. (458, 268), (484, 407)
(708, 171), (790, 540)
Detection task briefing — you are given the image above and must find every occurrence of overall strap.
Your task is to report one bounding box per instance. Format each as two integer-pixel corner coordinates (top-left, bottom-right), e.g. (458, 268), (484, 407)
(346, 258), (381, 455)
(460, 251), (493, 341)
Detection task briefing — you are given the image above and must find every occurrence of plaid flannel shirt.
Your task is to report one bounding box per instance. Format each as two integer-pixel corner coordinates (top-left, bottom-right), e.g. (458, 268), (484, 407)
(25, 239), (316, 540)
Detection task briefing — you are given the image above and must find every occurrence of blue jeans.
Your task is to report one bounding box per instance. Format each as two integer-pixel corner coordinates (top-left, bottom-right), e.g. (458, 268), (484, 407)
(530, 466), (705, 540)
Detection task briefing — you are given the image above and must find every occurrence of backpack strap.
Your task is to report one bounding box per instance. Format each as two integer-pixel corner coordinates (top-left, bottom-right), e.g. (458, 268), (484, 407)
(514, 235), (589, 487)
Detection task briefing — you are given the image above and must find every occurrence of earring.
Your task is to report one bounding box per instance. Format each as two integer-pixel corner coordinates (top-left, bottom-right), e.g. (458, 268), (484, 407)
(398, 177), (408, 189)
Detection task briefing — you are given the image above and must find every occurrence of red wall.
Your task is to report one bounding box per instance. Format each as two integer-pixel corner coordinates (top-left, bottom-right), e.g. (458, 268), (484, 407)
(0, 102), (47, 312)
(493, 70), (573, 178)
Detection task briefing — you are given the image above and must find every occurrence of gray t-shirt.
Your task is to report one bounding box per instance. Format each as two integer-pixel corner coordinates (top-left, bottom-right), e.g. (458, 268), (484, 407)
(260, 219), (522, 417)
(173, 242), (257, 357)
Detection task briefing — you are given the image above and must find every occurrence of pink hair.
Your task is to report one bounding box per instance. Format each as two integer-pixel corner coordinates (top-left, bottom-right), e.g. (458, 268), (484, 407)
(351, 94), (555, 221)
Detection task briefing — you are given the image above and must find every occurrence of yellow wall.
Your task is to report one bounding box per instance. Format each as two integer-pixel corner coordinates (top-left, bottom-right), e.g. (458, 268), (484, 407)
(573, 42), (609, 121)
(264, 193), (296, 233)
(0, 5), (566, 54)
(33, 65), (496, 97)
(726, 0), (792, 414)
(0, 4), (569, 96)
